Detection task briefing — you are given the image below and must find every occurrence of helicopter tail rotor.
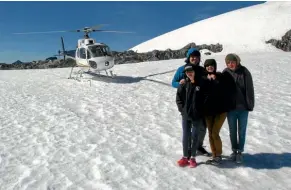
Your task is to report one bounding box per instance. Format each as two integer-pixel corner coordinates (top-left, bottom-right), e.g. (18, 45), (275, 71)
(61, 37), (66, 61)
(55, 37), (67, 61)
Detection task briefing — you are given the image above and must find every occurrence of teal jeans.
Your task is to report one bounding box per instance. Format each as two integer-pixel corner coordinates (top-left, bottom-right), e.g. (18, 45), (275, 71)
(227, 110), (249, 153)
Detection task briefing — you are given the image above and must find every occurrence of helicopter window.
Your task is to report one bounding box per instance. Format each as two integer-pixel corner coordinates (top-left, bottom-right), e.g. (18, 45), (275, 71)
(88, 45), (112, 57)
(101, 46), (112, 56)
(88, 46), (104, 57)
(80, 48), (86, 59)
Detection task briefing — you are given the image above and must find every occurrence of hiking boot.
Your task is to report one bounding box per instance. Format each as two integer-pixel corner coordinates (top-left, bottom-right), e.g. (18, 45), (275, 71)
(206, 157), (214, 164)
(206, 156), (222, 165)
(229, 151), (237, 161)
(236, 152), (243, 164)
(189, 158), (197, 168)
(197, 147), (210, 156)
(177, 157), (189, 167)
(212, 156), (222, 165)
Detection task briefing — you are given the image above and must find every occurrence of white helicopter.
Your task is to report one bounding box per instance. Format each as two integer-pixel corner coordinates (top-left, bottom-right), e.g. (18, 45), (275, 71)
(13, 24), (134, 79)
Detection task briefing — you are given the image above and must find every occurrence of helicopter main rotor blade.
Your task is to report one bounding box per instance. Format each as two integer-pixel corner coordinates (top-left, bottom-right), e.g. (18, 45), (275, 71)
(90, 24), (109, 30)
(93, 30), (135, 33)
(13, 30), (76, 34)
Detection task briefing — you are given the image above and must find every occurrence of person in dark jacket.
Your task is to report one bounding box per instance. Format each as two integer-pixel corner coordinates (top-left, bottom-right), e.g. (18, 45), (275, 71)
(176, 65), (207, 168)
(172, 48), (209, 157)
(172, 48), (207, 88)
(223, 53), (255, 164)
(202, 59), (233, 165)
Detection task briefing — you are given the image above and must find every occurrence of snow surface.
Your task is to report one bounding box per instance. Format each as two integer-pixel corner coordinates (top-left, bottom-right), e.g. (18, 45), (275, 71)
(1, 51), (291, 190)
(130, 1), (291, 54)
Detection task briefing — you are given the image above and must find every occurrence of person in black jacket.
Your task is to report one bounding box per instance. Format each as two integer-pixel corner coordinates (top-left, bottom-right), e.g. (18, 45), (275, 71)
(176, 64), (207, 168)
(172, 48), (210, 157)
(202, 59), (232, 165)
(223, 53), (255, 164)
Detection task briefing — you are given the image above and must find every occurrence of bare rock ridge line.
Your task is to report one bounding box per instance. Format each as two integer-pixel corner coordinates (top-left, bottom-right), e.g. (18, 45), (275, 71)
(112, 42), (223, 65)
(0, 42), (223, 70)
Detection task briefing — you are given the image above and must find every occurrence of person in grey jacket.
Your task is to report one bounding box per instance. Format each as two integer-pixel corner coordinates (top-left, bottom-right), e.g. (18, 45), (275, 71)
(223, 53), (255, 164)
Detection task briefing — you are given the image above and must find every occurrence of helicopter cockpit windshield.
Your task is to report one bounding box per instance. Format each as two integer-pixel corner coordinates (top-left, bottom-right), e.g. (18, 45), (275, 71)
(88, 45), (112, 58)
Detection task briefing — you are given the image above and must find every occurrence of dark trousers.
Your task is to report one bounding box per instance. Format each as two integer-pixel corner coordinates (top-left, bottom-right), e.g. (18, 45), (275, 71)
(182, 118), (206, 157)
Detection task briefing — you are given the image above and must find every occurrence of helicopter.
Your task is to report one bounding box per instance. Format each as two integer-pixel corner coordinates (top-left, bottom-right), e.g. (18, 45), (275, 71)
(13, 24), (134, 79)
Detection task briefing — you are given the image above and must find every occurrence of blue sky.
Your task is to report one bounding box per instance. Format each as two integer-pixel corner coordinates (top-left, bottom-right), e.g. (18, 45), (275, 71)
(0, 1), (263, 63)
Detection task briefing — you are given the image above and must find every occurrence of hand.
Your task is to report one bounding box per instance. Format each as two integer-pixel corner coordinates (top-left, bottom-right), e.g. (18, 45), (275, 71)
(210, 74), (216, 80)
(179, 79), (186, 84)
(207, 74), (212, 80)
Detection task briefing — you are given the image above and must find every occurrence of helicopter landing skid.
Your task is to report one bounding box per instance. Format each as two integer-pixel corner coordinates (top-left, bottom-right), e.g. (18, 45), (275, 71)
(67, 67), (92, 85)
(67, 66), (116, 87)
(86, 69), (116, 78)
(68, 66), (83, 80)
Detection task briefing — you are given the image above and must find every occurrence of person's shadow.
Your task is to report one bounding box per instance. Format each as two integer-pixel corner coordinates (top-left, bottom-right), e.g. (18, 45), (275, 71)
(212, 152), (291, 169)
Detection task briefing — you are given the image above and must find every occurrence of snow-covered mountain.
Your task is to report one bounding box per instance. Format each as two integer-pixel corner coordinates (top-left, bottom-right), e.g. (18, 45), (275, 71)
(130, 1), (291, 54)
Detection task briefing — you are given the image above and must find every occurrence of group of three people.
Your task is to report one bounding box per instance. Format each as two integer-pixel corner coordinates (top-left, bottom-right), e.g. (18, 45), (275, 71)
(172, 48), (255, 168)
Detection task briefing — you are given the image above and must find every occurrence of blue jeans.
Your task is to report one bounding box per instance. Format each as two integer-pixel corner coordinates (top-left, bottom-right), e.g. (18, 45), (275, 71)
(227, 110), (249, 153)
(182, 118), (205, 157)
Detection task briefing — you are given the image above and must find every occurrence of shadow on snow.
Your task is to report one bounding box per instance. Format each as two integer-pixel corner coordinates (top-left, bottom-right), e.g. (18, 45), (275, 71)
(82, 69), (177, 87)
(202, 152), (291, 169)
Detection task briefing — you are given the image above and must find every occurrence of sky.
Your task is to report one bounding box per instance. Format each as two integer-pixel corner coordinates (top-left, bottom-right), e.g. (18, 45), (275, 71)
(0, 1), (264, 63)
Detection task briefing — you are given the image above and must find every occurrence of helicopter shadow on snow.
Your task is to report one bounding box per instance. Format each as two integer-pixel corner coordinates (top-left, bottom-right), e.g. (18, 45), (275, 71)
(85, 69), (177, 87)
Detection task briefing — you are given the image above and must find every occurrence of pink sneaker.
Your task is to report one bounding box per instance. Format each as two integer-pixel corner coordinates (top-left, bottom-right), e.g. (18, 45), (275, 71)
(189, 158), (197, 168)
(177, 157), (189, 167)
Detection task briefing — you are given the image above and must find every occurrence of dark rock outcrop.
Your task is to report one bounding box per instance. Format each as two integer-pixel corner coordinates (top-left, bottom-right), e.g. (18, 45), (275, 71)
(0, 42), (223, 69)
(266, 29), (291, 51)
(113, 42), (223, 65)
(12, 60), (23, 64)
(45, 57), (58, 61)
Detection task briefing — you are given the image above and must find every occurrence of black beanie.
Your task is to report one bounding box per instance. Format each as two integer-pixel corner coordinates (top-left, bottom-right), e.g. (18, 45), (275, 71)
(183, 63), (195, 73)
(204, 59), (217, 72)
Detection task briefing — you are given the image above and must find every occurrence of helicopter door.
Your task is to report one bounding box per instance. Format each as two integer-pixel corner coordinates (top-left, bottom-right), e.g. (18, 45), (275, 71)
(76, 48), (89, 67)
(86, 49), (91, 59)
